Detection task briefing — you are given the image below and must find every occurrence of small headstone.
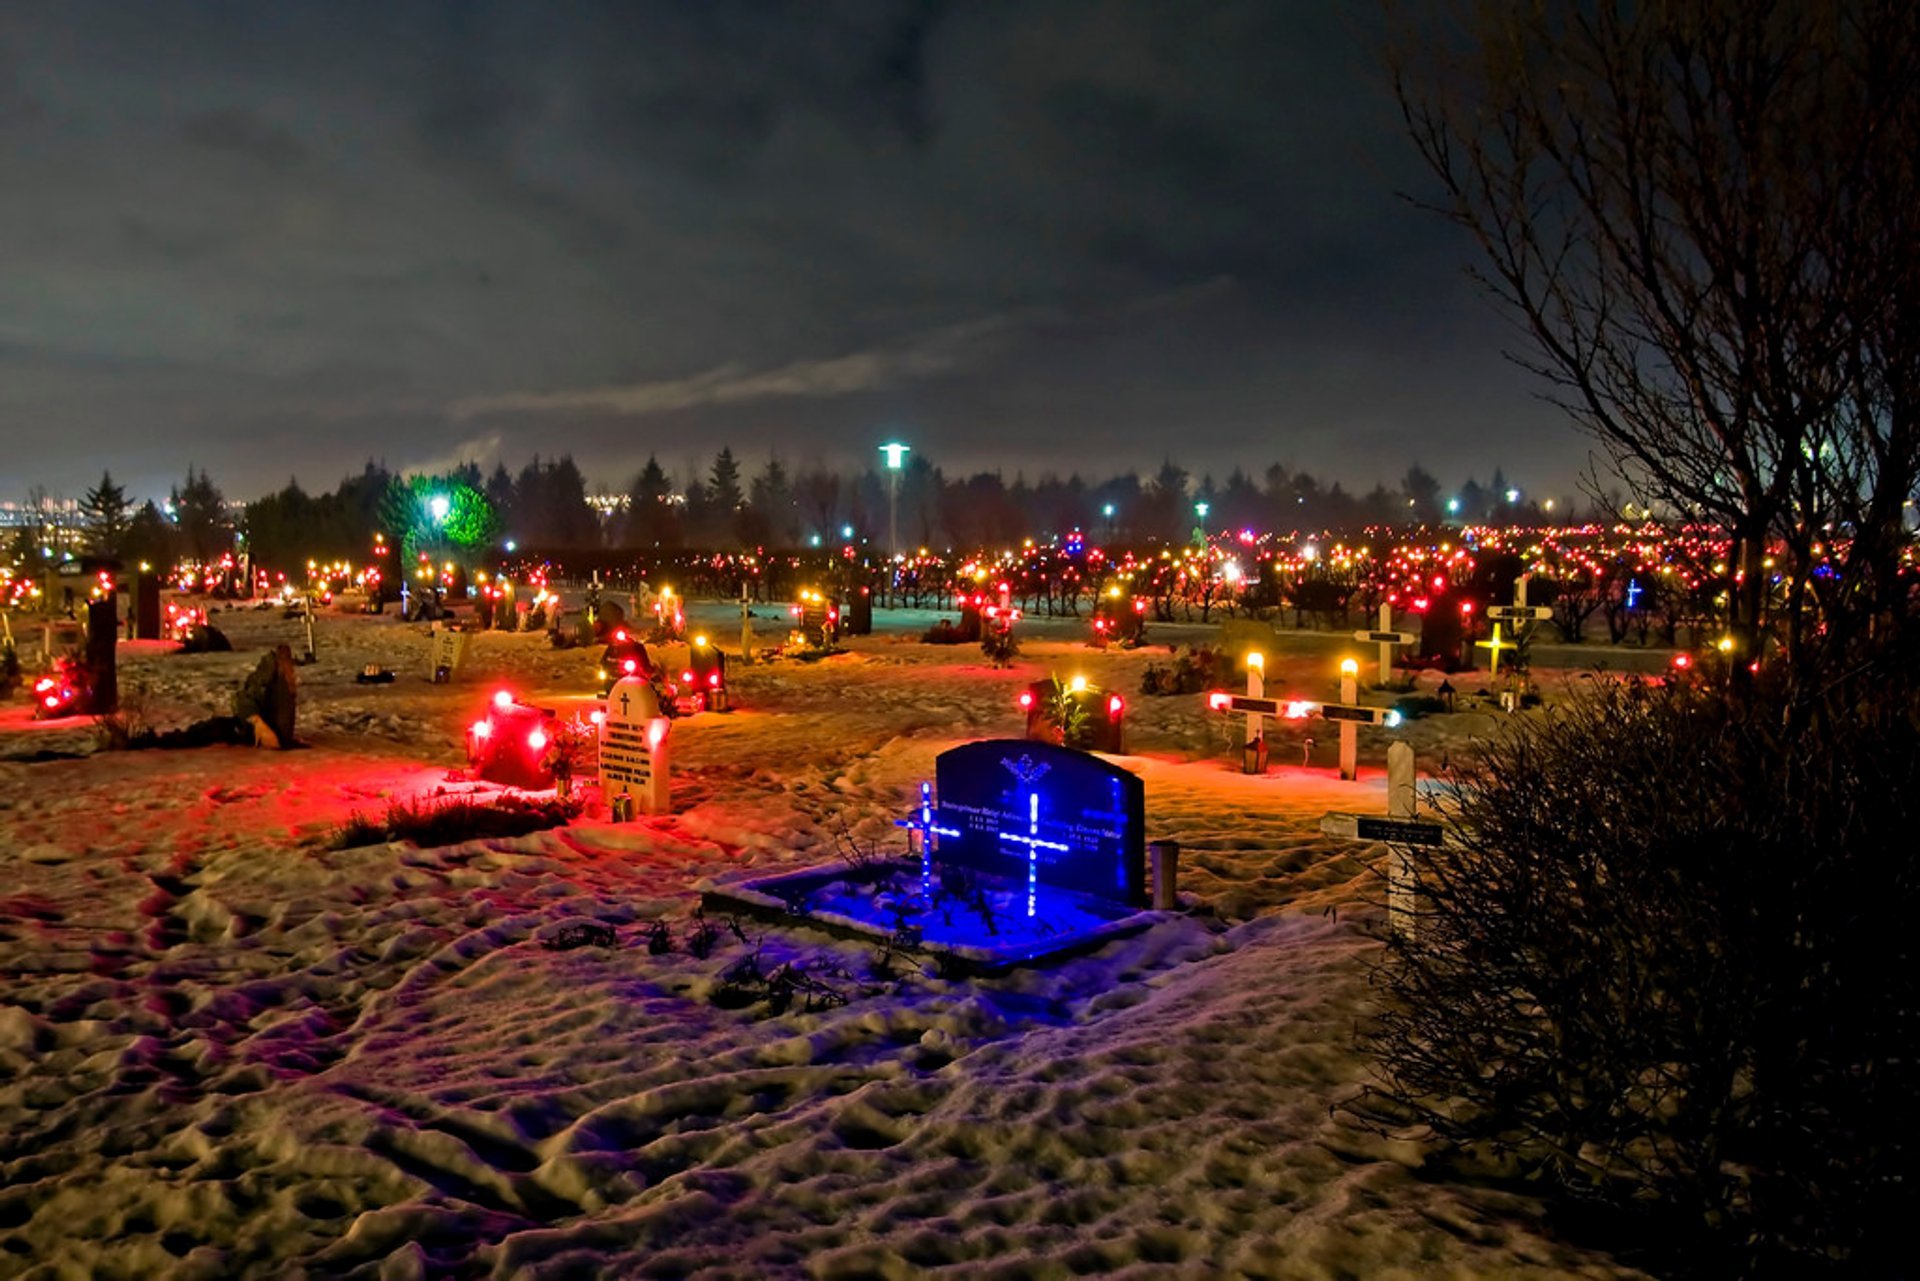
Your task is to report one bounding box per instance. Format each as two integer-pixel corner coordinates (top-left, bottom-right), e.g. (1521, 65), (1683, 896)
(929, 739), (1147, 910)
(599, 676), (672, 814)
(430, 625), (470, 683)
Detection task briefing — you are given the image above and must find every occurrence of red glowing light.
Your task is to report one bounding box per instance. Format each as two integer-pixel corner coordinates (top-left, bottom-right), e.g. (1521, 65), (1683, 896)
(1207, 691), (1232, 711)
(471, 720), (492, 738)
(1460, 601), (1475, 615)
(1107, 694), (1124, 717)
(615, 630), (627, 642)
(589, 710), (605, 725)
(492, 690), (513, 710)
(707, 672), (721, 687)
(1018, 692), (1034, 709)
(623, 659), (638, 674)
(681, 670), (694, 683)
(527, 729), (548, 752)
(44, 695), (60, 709)
(34, 678), (53, 693)
(1673, 653), (1693, 670)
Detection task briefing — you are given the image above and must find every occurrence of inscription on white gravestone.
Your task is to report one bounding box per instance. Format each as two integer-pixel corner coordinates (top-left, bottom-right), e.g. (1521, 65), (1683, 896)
(430, 625), (469, 682)
(599, 676), (671, 814)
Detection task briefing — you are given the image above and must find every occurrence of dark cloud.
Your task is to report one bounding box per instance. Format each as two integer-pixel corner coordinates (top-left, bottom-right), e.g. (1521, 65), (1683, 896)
(0, 1), (1578, 503)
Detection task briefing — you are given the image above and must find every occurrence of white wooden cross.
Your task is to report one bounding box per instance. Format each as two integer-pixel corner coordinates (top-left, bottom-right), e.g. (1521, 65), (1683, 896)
(1352, 602), (1416, 687)
(738, 580), (754, 664)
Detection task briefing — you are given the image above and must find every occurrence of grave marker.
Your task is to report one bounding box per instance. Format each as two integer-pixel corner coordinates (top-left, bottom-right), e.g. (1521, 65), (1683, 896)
(914, 739), (1147, 911)
(430, 625), (470, 683)
(1353, 603), (1416, 686)
(599, 676), (671, 814)
(1319, 741), (1441, 938)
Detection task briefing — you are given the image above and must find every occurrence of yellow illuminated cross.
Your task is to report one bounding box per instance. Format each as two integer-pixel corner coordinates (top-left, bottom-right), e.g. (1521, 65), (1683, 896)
(1476, 623), (1514, 676)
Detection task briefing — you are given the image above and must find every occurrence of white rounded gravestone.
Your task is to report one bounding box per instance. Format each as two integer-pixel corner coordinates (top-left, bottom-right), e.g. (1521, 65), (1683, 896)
(599, 676), (671, 815)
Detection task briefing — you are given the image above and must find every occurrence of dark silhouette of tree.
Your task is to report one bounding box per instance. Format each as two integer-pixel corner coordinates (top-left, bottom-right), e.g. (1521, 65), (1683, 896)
(81, 471), (131, 558)
(622, 456), (680, 548)
(1394, 0), (1920, 672)
(171, 466), (229, 562)
(122, 501), (174, 570)
(1400, 463), (1442, 523)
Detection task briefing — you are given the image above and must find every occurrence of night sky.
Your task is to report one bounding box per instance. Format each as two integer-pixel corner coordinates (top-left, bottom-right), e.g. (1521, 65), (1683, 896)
(2, 1), (1575, 502)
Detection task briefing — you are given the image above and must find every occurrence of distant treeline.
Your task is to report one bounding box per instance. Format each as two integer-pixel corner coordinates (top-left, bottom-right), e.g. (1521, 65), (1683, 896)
(18, 451), (1587, 575)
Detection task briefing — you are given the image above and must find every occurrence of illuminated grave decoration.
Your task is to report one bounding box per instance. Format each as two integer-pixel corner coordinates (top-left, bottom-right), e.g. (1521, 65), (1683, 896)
(599, 676), (672, 815)
(467, 690), (556, 790)
(680, 636), (730, 713)
(1017, 675), (1125, 753)
(1202, 651), (1315, 775)
(703, 739), (1160, 972)
(790, 588), (838, 647)
(430, 624), (471, 684)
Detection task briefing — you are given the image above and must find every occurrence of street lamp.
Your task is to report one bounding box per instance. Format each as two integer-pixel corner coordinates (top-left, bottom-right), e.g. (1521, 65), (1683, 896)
(1194, 500), (1210, 543)
(1101, 502), (1116, 545)
(428, 494), (450, 524)
(879, 442), (909, 560)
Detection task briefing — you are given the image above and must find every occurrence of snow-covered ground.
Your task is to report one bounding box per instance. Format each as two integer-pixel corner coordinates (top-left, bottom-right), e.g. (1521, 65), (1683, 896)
(0, 598), (1654, 1280)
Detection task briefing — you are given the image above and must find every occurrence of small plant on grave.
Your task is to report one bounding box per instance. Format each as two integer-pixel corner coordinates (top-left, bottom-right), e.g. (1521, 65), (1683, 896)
(1040, 675), (1090, 747)
(979, 618), (1020, 667)
(93, 680), (154, 750)
(542, 920), (617, 950)
(644, 919), (673, 955)
(686, 907), (717, 959)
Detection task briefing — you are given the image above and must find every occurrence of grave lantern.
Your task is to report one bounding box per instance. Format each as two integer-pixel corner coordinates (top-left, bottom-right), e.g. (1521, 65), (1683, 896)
(1020, 676), (1125, 754)
(466, 690), (557, 789)
(680, 635), (730, 713)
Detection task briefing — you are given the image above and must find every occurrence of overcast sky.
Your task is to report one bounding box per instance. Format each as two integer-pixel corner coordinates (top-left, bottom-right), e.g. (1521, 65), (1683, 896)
(0, 1), (1583, 503)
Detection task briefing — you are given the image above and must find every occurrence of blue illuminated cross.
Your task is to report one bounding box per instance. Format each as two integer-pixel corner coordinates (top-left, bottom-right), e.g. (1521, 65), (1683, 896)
(998, 791), (1068, 916)
(896, 780), (959, 896)
(1625, 579), (1643, 609)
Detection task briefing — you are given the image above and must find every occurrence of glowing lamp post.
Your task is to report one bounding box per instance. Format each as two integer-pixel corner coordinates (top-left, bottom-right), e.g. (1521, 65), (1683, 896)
(880, 441), (909, 563)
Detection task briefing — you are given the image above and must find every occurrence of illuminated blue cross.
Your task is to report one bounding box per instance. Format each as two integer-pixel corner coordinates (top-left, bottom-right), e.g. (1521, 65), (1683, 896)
(998, 791), (1069, 916)
(1625, 579), (1643, 609)
(896, 780), (959, 897)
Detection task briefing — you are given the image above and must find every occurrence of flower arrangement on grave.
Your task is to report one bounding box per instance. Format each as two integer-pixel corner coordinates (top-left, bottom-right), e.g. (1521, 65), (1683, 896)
(541, 714), (595, 798)
(1042, 675), (1090, 747)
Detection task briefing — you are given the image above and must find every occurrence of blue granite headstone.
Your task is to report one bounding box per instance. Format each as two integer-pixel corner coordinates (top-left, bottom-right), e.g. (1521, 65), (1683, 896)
(932, 739), (1146, 909)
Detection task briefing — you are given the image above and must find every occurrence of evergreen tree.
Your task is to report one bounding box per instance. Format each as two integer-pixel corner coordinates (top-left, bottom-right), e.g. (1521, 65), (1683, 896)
(171, 466), (229, 562)
(708, 449), (744, 518)
(622, 456), (680, 547)
(81, 470), (131, 558)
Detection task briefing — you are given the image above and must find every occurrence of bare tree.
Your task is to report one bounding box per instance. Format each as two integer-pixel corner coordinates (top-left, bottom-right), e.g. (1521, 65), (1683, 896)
(1391, 0), (1920, 676)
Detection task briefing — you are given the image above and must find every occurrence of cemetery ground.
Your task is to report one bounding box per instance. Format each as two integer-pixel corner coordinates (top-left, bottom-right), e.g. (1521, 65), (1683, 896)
(0, 602), (1659, 1281)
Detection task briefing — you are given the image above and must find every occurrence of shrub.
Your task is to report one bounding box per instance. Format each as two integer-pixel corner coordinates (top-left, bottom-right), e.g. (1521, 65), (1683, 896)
(334, 793), (580, 849)
(1355, 675), (1918, 1278)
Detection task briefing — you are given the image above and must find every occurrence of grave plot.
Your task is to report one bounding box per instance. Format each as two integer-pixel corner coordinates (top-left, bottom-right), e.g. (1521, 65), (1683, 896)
(704, 738), (1168, 971)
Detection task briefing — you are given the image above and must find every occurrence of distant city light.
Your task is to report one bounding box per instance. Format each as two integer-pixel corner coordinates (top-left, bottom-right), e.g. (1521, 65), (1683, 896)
(503, 539), (517, 553)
